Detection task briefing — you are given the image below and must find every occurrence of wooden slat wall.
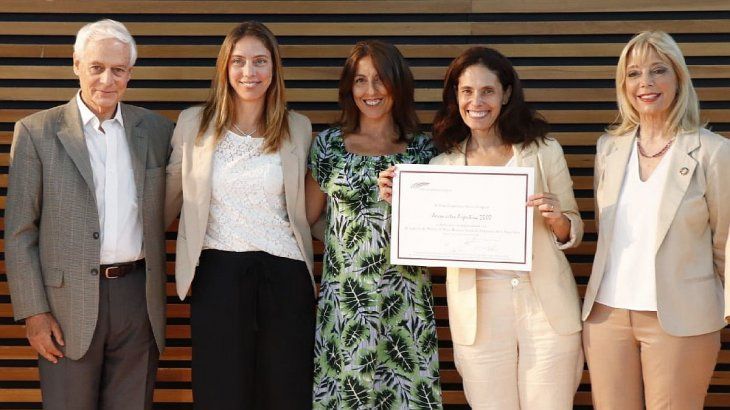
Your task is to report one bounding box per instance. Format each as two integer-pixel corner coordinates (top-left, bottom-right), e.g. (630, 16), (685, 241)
(0, 1), (728, 408)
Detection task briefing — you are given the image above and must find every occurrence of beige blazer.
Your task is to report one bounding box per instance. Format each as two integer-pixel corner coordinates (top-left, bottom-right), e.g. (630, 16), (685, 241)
(433, 138), (583, 345)
(582, 128), (729, 336)
(6, 98), (173, 359)
(726, 235), (730, 320)
(165, 106), (314, 300)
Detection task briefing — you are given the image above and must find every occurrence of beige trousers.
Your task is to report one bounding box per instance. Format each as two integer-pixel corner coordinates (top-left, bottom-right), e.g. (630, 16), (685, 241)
(452, 276), (583, 410)
(583, 303), (720, 410)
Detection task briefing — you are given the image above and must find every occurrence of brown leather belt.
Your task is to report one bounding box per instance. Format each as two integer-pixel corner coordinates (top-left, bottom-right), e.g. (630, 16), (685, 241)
(100, 259), (145, 279)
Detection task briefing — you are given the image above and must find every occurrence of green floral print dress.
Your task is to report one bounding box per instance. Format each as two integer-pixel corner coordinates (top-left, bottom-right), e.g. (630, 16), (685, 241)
(310, 127), (442, 410)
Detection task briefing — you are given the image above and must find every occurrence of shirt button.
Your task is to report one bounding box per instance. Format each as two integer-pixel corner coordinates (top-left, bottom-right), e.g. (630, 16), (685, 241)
(91, 268), (98, 276)
(510, 278), (519, 287)
(92, 232), (99, 239)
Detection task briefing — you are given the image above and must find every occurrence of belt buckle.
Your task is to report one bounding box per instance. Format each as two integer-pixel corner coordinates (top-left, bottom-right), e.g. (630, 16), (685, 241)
(104, 266), (121, 279)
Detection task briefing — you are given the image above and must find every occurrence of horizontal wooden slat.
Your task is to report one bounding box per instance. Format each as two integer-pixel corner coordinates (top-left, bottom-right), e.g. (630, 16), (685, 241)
(2, 65), (729, 81)
(0, 324), (192, 339)
(4, 332), (730, 361)
(5, 20), (730, 37)
(1, 131), (724, 148)
(0, 367), (190, 382)
(470, 0), (730, 13)
(470, 20), (730, 35)
(2, 0), (730, 14)
(3, 43), (730, 59)
(0, 22), (473, 37)
(4, 87), (729, 103)
(2, 346), (201, 362)
(4, 109), (730, 126)
(3, 367), (729, 386)
(0, 388), (194, 403)
(0, 0), (472, 14)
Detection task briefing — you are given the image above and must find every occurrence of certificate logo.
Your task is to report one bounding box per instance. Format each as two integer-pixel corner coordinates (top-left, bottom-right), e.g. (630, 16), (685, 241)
(410, 182), (430, 189)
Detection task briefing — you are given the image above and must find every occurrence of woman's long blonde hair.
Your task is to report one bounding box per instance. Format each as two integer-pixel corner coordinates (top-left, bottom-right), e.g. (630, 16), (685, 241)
(197, 21), (289, 152)
(609, 30), (701, 136)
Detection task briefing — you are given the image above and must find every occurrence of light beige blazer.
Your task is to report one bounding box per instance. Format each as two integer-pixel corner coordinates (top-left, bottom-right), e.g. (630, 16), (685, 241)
(432, 138), (583, 345)
(582, 128), (729, 336)
(165, 106), (314, 300)
(726, 235), (730, 320)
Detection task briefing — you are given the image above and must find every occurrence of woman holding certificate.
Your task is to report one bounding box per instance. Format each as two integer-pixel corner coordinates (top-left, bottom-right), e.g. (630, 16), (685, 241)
(305, 40), (442, 409)
(582, 31), (729, 409)
(165, 22), (316, 408)
(379, 47), (584, 409)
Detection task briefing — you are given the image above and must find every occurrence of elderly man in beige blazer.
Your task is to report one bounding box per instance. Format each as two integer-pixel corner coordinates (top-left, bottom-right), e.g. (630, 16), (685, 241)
(5, 19), (173, 410)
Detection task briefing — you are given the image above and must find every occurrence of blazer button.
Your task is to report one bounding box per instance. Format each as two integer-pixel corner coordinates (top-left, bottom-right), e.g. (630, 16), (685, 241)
(91, 268), (98, 276)
(92, 232), (99, 239)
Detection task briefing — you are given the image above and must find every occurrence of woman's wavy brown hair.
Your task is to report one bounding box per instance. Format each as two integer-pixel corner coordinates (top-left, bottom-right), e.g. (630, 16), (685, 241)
(432, 47), (548, 153)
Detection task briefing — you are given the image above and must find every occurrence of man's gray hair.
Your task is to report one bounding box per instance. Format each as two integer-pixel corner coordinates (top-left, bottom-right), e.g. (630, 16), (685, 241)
(73, 19), (137, 66)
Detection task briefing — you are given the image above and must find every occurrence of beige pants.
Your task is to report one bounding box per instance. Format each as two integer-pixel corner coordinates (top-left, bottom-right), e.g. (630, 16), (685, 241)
(452, 276), (583, 410)
(583, 303), (720, 410)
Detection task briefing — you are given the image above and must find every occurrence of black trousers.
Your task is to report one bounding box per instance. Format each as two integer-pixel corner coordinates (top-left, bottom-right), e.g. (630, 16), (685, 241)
(191, 250), (315, 410)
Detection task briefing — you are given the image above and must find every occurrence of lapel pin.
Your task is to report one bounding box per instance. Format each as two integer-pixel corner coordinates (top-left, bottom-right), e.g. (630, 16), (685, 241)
(679, 167), (689, 175)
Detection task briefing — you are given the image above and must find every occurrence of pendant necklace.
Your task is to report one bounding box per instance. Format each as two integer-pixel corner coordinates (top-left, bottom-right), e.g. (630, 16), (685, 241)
(231, 123), (257, 139)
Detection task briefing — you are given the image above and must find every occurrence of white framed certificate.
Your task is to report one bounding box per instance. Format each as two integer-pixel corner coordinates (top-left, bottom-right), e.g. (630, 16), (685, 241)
(390, 164), (534, 271)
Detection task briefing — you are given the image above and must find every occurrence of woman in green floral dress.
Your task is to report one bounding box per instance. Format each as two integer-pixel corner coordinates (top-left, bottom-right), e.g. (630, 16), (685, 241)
(305, 40), (442, 410)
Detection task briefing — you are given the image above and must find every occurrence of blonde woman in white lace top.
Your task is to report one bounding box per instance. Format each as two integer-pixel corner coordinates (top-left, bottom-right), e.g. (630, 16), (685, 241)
(164, 22), (316, 409)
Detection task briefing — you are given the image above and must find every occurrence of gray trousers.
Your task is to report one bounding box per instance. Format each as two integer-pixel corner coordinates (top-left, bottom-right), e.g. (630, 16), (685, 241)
(39, 264), (159, 410)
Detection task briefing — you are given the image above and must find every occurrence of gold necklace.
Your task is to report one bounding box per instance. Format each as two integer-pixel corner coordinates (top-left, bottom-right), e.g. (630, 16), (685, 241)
(231, 123), (257, 138)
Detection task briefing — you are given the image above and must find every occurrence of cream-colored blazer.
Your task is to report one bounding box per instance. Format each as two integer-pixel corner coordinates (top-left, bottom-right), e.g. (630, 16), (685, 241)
(165, 106), (314, 300)
(433, 138), (583, 345)
(582, 128), (729, 336)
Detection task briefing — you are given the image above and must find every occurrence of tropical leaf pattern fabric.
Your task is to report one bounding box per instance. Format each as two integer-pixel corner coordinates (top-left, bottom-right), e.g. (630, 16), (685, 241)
(310, 128), (442, 410)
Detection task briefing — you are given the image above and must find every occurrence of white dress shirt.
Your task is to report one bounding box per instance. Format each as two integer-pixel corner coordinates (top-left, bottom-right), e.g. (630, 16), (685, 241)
(596, 141), (675, 311)
(76, 92), (143, 264)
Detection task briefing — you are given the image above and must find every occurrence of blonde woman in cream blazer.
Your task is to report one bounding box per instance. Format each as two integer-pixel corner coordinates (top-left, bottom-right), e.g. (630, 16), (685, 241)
(582, 31), (729, 410)
(164, 22), (316, 409)
(379, 47), (583, 410)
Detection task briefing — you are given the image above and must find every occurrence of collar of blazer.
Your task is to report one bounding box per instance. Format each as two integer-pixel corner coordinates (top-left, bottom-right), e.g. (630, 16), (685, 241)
(599, 128), (701, 253)
(56, 96), (147, 204)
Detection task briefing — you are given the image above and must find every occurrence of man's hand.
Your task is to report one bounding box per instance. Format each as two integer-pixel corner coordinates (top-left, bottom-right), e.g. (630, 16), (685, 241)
(25, 312), (65, 363)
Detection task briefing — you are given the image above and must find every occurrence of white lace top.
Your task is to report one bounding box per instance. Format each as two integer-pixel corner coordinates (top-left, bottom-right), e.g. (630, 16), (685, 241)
(203, 131), (304, 262)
